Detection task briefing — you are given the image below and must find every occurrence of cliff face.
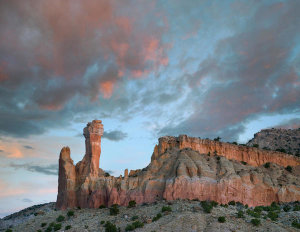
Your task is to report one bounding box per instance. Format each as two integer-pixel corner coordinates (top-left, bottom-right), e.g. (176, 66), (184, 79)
(247, 128), (300, 156)
(56, 121), (300, 210)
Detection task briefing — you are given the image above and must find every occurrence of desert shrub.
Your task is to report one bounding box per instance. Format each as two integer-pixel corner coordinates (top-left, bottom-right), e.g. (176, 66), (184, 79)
(211, 201), (218, 207)
(251, 218), (261, 226)
(53, 223), (62, 231)
(5, 230), (12, 232)
(271, 202), (280, 211)
(125, 221), (144, 231)
(283, 205), (291, 212)
(228, 201), (235, 206)
(67, 210), (74, 217)
(77, 206), (81, 210)
(267, 211), (278, 221)
(285, 165), (292, 172)
(264, 162), (270, 168)
(161, 206), (172, 212)
(110, 204), (119, 215)
(125, 224), (135, 231)
(45, 226), (52, 232)
(104, 221), (117, 232)
(41, 222), (47, 227)
(253, 144), (259, 148)
(237, 210), (244, 218)
(254, 206), (263, 213)
(216, 156), (220, 161)
(201, 201), (213, 213)
(292, 220), (300, 229)
(241, 161), (247, 165)
(128, 200), (136, 208)
(65, 225), (71, 230)
(207, 152), (210, 156)
(56, 215), (65, 222)
(276, 148), (286, 153)
(131, 215), (138, 221)
(293, 205), (300, 211)
(105, 172), (110, 177)
(232, 142), (237, 145)
(152, 213), (162, 222)
(99, 204), (106, 209)
(246, 209), (260, 218)
(214, 137), (221, 141)
(101, 221), (105, 224)
(37, 230), (42, 232)
(218, 216), (226, 223)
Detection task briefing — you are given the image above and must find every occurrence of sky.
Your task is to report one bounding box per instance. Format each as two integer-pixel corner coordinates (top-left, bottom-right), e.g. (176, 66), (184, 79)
(0, 0), (299, 218)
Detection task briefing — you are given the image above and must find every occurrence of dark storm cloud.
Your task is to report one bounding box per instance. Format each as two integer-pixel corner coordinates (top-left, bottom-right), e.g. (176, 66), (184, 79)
(0, 0), (169, 137)
(160, 1), (300, 141)
(103, 130), (128, 141)
(23, 145), (34, 150)
(9, 163), (58, 176)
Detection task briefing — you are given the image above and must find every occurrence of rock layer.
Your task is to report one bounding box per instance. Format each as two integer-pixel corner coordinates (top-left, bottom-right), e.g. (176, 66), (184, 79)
(56, 121), (300, 209)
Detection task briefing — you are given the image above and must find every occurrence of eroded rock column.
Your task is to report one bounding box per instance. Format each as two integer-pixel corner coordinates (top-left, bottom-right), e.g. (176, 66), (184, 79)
(82, 120), (104, 177)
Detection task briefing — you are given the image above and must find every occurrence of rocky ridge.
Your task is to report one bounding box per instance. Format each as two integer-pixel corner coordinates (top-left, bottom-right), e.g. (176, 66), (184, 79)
(247, 128), (300, 156)
(57, 120), (300, 210)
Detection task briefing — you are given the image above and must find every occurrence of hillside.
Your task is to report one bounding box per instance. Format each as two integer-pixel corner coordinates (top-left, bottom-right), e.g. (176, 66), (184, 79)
(247, 128), (300, 156)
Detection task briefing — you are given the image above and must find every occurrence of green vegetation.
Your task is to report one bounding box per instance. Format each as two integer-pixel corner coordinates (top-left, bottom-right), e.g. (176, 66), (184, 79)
(125, 221), (144, 231)
(105, 172), (110, 177)
(232, 142), (237, 145)
(216, 156), (220, 161)
(214, 137), (221, 141)
(99, 204), (106, 209)
(237, 210), (244, 218)
(292, 220), (300, 229)
(251, 218), (261, 226)
(253, 144), (259, 148)
(264, 162), (270, 168)
(276, 148), (286, 153)
(285, 165), (292, 172)
(53, 223), (62, 231)
(152, 213), (162, 222)
(283, 205), (291, 212)
(293, 204), (300, 211)
(161, 205), (172, 212)
(101, 221), (105, 224)
(131, 215), (138, 221)
(267, 211), (279, 221)
(109, 204), (119, 215)
(201, 201), (213, 213)
(5, 229), (13, 232)
(56, 215), (65, 222)
(211, 201), (218, 207)
(246, 209), (261, 218)
(65, 225), (72, 230)
(241, 161), (247, 165)
(41, 222), (47, 227)
(67, 210), (74, 217)
(104, 221), (118, 232)
(128, 200), (136, 208)
(218, 216), (226, 223)
(228, 201), (235, 206)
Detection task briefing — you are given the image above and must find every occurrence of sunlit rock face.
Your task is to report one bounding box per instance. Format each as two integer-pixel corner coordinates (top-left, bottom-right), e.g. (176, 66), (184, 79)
(56, 121), (300, 210)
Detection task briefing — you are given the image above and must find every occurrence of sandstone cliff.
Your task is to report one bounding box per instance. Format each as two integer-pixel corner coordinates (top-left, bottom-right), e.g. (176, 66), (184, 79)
(247, 128), (300, 156)
(56, 121), (300, 210)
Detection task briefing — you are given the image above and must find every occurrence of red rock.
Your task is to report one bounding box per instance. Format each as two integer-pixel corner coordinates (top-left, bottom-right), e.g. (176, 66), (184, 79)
(56, 121), (300, 210)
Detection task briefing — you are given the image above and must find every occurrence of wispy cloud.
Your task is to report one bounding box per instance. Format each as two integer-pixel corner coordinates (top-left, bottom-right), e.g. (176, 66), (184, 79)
(103, 130), (128, 141)
(9, 163), (58, 176)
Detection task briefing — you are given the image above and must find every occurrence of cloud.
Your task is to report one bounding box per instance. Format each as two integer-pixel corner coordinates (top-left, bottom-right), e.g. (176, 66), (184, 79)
(273, 118), (300, 129)
(0, 0), (169, 138)
(9, 163), (58, 176)
(22, 198), (33, 203)
(103, 130), (128, 141)
(23, 145), (34, 150)
(159, 0), (300, 141)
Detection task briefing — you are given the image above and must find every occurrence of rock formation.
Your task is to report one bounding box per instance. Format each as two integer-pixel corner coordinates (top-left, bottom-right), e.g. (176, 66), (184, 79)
(247, 128), (300, 156)
(57, 121), (300, 210)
